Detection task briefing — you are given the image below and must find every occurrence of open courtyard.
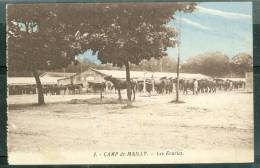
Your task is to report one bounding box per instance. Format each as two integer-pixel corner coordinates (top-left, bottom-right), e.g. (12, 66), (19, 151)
(7, 91), (254, 164)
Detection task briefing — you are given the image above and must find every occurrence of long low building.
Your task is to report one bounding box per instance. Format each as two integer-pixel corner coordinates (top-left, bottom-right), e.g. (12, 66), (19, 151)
(8, 77), (61, 86)
(57, 68), (213, 89)
(8, 72), (76, 86)
(7, 72), (76, 95)
(217, 78), (246, 82)
(55, 68), (213, 93)
(90, 68), (212, 80)
(7, 69), (214, 87)
(7, 69), (247, 87)
(8, 68), (248, 95)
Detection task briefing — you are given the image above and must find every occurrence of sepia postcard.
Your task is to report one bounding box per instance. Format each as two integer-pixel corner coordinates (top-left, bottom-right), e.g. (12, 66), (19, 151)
(6, 2), (253, 164)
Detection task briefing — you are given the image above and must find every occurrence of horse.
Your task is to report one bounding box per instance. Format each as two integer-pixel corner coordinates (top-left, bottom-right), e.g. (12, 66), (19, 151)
(58, 85), (67, 95)
(222, 80), (231, 91)
(165, 78), (175, 94)
(233, 80), (245, 90)
(198, 79), (216, 93)
(179, 79), (194, 94)
(154, 77), (167, 94)
(104, 75), (136, 101)
(136, 79), (153, 95)
(198, 79), (208, 93)
(213, 78), (224, 90)
(88, 82), (106, 93)
(209, 80), (216, 93)
(87, 82), (106, 99)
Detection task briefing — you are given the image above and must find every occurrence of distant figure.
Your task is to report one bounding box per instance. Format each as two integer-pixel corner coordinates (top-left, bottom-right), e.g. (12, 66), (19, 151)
(229, 81), (233, 91)
(193, 79), (198, 95)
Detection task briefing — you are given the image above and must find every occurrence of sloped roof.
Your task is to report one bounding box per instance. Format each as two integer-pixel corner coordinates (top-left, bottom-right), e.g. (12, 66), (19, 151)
(8, 77), (61, 85)
(40, 72), (76, 78)
(218, 78), (246, 82)
(91, 68), (212, 80)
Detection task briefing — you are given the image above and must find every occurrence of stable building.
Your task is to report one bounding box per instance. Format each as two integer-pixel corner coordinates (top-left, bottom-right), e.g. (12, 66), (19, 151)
(58, 67), (212, 86)
(40, 72), (76, 78)
(8, 72), (76, 95)
(57, 68), (212, 93)
(57, 68), (109, 93)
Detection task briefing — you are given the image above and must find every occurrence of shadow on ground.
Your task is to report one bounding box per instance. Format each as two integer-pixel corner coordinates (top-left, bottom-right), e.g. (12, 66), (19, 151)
(69, 97), (129, 105)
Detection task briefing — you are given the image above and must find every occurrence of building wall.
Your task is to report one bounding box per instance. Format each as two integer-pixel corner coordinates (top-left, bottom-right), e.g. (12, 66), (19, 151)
(245, 72), (253, 92)
(57, 77), (72, 86)
(71, 69), (105, 87)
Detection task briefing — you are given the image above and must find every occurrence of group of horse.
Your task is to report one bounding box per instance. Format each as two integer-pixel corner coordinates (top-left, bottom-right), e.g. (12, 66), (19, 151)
(9, 85), (37, 95)
(9, 75), (246, 101)
(102, 75), (246, 100)
(135, 77), (175, 95)
(9, 84), (83, 95)
(42, 84), (83, 95)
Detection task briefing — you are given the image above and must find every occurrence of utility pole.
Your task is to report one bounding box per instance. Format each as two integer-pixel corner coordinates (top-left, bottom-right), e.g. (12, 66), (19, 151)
(176, 42), (180, 102)
(63, 68), (65, 78)
(160, 58), (163, 72)
(143, 71), (147, 94)
(176, 13), (182, 102)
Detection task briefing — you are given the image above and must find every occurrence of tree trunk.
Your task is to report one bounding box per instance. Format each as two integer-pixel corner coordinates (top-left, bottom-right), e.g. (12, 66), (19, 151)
(125, 61), (132, 104)
(32, 70), (45, 105)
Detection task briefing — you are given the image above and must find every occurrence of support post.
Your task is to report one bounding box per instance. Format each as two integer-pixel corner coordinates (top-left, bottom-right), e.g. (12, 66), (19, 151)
(176, 43), (180, 102)
(105, 82), (108, 94)
(152, 79), (155, 94)
(143, 78), (146, 94)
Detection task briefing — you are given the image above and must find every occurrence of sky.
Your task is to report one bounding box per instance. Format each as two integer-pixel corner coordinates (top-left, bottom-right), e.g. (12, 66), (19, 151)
(77, 2), (253, 64)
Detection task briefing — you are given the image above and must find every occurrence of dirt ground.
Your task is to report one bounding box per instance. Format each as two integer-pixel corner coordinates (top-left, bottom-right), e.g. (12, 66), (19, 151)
(7, 91), (254, 164)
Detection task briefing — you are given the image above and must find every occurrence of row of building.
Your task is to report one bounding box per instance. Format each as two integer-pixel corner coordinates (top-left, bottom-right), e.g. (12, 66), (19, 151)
(7, 68), (252, 95)
(56, 68), (213, 87)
